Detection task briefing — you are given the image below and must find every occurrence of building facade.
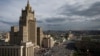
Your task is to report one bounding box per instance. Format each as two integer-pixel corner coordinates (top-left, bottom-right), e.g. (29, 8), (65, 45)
(9, 0), (37, 45)
(0, 45), (24, 56)
(10, 26), (19, 45)
(0, 0), (38, 56)
(19, 0), (37, 45)
(42, 35), (55, 48)
(37, 27), (44, 46)
(0, 42), (34, 56)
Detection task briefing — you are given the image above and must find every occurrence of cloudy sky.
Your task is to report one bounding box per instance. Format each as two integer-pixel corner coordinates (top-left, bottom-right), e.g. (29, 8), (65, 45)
(0, 0), (100, 31)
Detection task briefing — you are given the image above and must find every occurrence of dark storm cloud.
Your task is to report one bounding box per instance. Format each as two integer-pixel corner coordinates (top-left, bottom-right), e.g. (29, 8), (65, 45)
(0, 19), (18, 26)
(45, 18), (66, 23)
(0, 16), (18, 25)
(46, 23), (63, 26)
(60, 2), (100, 17)
(1, 0), (100, 31)
(73, 2), (100, 16)
(37, 20), (43, 23)
(1, 21), (17, 25)
(45, 23), (66, 30)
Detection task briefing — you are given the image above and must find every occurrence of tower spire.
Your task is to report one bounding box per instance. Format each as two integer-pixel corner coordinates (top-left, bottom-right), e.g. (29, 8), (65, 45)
(27, 0), (30, 7)
(26, 0), (32, 11)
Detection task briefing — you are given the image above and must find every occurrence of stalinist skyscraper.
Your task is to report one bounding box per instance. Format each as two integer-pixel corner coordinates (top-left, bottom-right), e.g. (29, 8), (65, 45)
(19, 0), (37, 45)
(0, 0), (37, 56)
(10, 0), (37, 45)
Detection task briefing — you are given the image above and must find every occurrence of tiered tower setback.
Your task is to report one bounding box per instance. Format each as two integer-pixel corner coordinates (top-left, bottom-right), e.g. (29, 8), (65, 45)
(19, 0), (37, 45)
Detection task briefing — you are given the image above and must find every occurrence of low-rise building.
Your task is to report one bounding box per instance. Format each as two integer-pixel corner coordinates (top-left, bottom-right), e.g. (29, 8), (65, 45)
(67, 31), (76, 40)
(42, 35), (55, 48)
(0, 42), (34, 56)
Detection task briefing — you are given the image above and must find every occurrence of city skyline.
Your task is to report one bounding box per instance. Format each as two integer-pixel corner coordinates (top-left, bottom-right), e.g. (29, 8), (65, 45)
(0, 1), (100, 56)
(0, 0), (100, 31)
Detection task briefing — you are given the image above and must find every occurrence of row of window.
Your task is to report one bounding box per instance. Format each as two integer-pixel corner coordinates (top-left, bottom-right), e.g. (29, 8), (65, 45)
(0, 48), (19, 56)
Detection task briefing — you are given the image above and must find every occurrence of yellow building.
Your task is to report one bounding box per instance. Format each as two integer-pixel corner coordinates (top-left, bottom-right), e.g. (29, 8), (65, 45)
(42, 35), (55, 48)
